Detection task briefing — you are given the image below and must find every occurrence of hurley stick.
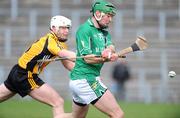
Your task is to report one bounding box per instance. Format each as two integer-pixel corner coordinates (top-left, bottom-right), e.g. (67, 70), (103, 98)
(117, 36), (148, 57)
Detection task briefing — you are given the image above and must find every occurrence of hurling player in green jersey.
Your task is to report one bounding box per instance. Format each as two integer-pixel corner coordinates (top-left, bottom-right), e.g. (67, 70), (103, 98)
(70, 0), (124, 118)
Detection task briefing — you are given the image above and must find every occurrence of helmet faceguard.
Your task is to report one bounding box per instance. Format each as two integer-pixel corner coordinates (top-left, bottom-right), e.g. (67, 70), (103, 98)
(50, 15), (71, 42)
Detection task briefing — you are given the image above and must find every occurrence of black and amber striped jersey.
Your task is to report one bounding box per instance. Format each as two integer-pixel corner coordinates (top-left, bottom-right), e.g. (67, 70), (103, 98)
(18, 33), (68, 74)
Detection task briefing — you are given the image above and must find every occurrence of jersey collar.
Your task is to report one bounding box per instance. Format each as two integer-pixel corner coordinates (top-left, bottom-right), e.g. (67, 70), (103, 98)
(87, 18), (95, 27)
(87, 17), (105, 30)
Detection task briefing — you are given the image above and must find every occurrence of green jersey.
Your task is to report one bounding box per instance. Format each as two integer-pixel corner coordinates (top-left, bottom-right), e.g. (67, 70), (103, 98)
(70, 18), (113, 80)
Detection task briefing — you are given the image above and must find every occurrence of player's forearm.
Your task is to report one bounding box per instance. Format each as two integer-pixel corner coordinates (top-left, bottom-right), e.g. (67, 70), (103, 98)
(58, 49), (76, 62)
(61, 60), (75, 71)
(58, 49), (76, 70)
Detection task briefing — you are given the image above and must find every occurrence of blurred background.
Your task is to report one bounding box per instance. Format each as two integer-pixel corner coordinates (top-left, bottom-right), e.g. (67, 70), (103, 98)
(0, 0), (180, 103)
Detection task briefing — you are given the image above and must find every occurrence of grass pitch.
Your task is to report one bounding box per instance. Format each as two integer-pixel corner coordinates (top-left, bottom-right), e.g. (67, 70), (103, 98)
(0, 100), (180, 118)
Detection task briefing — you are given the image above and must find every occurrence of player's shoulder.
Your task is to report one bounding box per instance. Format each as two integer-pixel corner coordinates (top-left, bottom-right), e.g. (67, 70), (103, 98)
(44, 33), (58, 43)
(79, 23), (90, 31)
(78, 18), (93, 30)
(47, 33), (56, 39)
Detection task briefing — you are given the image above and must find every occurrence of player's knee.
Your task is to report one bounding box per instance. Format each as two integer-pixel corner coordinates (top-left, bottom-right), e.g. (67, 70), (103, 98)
(110, 107), (124, 118)
(117, 110), (124, 118)
(51, 97), (64, 108)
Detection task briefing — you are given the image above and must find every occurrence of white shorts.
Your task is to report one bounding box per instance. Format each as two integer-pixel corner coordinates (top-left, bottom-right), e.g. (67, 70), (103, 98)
(69, 77), (107, 105)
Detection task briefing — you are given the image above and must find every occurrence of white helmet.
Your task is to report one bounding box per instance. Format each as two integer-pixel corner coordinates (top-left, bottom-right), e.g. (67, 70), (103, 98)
(50, 15), (71, 29)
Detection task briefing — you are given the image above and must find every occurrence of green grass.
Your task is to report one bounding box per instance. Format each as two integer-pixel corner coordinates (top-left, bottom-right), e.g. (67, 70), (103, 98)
(0, 100), (180, 118)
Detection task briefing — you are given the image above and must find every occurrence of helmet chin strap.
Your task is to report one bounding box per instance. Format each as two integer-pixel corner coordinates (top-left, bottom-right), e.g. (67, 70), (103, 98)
(94, 12), (108, 29)
(94, 12), (103, 21)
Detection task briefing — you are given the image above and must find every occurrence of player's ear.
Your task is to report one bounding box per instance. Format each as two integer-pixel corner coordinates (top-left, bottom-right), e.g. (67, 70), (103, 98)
(95, 10), (101, 18)
(51, 26), (56, 32)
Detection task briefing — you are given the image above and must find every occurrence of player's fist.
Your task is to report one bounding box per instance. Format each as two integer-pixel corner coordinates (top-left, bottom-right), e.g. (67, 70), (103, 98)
(101, 48), (112, 59)
(110, 53), (118, 62)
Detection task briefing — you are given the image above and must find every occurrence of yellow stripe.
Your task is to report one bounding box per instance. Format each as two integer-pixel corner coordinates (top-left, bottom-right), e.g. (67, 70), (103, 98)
(28, 71), (39, 89)
(31, 78), (39, 89)
(28, 71), (35, 89)
(28, 79), (34, 88)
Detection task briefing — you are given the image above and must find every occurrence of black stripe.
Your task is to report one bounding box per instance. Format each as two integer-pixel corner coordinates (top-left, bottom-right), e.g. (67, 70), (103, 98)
(131, 43), (140, 51)
(73, 100), (87, 106)
(91, 89), (107, 105)
(101, 30), (108, 48)
(43, 37), (53, 55)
